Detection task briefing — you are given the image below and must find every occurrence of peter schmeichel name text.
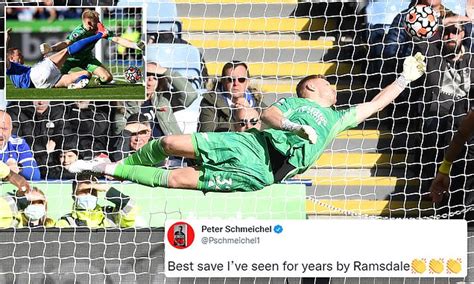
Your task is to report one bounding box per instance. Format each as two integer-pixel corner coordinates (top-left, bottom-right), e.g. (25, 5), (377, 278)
(202, 225), (272, 233)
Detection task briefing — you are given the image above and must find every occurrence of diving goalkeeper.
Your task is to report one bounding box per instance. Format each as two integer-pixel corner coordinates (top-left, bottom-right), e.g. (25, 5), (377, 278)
(40, 10), (145, 85)
(69, 54), (426, 192)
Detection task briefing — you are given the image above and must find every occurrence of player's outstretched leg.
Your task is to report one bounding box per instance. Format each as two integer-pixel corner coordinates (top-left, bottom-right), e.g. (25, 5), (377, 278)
(67, 32), (104, 55)
(122, 138), (168, 166)
(67, 74), (90, 89)
(111, 165), (199, 189)
(55, 71), (91, 88)
(68, 135), (196, 173)
(123, 135), (196, 166)
(69, 158), (199, 189)
(48, 33), (104, 69)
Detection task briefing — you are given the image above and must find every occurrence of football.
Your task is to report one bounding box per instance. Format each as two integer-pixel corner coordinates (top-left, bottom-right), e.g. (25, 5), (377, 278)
(124, 66), (142, 83)
(405, 4), (439, 40)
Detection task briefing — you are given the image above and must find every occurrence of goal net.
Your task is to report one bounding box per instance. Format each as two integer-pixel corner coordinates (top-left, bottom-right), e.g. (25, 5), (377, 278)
(0, 0), (473, 282)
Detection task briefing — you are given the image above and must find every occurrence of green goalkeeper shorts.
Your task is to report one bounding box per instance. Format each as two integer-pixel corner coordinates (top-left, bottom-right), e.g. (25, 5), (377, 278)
(192, 131), (275, 192)
(60, 57), (103, 74)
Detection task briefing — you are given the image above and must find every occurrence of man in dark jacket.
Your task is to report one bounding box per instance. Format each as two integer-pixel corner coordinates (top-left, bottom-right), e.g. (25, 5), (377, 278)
(63, 101), (109, 159)
(46, 136), (80, 180)
(198, 61), (264, 132)
(412, 22), (474, 190)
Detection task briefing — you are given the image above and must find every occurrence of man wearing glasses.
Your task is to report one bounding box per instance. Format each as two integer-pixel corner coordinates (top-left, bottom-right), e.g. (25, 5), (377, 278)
(198, 61), (263, 132)
(110, 113), (152, 162)
(69, 54), (426, 192)
(232, 98), (262, 132)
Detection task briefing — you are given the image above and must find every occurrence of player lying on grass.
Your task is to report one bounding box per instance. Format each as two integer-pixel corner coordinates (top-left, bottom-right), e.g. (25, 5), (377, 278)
(69, 54), (426, 192)
(40, 10), (145, 85)
(6, 26), (109, 89)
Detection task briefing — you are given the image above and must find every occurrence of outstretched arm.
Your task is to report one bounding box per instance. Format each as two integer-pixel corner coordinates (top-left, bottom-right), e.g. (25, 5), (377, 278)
(40, 40), (71, 55)
(355, 53), (426, 124)
(111, 36), (144, 50)
(430, 111), (474, 203)
(261, 105), (284, 129)
(261, 104), (318, 144)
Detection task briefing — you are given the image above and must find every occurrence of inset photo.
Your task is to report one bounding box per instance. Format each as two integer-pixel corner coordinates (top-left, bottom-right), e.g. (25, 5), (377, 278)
(5, 6), (145, 101)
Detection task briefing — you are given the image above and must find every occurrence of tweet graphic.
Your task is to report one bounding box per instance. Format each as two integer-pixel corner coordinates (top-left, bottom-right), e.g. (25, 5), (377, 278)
(165, 220), (467, 277)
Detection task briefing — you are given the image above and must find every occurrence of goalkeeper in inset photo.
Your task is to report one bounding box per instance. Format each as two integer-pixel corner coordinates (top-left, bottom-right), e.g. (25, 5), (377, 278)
(40, 9), (145, 85)
(69, 54), (426, 192)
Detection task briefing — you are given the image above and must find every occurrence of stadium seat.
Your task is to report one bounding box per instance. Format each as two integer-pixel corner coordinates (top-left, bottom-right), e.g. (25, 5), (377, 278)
(147, 43), (203, 90)
(365, 1), (409, 29)
(116, 0), (144, 7)
(364, 0), (410, 72)
(443, 0), (466, 15)
(146, 1), (182, 39)
(117, 0), (182, 38)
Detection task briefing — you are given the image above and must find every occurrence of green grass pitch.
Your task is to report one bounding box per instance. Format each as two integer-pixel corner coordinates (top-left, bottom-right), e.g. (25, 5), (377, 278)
(5, 63), (145, 101)
(6, 79), (145, 101)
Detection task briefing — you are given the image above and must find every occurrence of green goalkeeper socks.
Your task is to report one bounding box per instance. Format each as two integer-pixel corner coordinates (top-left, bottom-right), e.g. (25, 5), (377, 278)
(123, 138), (167, 166)
(114, 164), (170, 188)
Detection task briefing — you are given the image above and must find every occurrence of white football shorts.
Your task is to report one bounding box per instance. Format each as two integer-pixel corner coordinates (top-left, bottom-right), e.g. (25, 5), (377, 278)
(30, 58), (62, 89)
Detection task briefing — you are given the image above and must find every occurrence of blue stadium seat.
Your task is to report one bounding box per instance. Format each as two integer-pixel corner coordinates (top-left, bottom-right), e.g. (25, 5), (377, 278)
(146, 1), (182, 38)
(116, 0), (144, 6)
(366, 1), (410, 30)
(443, 0), (466, 15)
(364, 0), (410, 71)
(147, 43), (203, 90)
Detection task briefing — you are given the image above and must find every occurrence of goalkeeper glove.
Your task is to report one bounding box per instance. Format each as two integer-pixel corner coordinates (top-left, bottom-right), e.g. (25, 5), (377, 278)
(282, 118), (317, 144)
(401, 52), (426, 82)
(40, 43), (52, 55)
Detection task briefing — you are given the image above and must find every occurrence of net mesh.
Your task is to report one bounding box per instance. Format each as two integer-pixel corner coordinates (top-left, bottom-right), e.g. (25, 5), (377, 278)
(0, 0), (473, 282)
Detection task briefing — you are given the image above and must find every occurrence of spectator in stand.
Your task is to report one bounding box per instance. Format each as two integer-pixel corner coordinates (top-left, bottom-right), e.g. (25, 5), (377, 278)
(382, 0), (467, 73)
(110, 113), (152, 162)
(7, 101), (66, 179)
(380, 2), (470, 155)
(198, 61), (264, 132)
(413, 21), (474, 193)
(232, 98), (262, 132)
(0, 111), (40, 181)
(46, 136), (80, 180)
(120, 62), (198, 137)
(56, 176), (138, 228)
(63, 101), (109, 159)
(34, 3), (57, 22)
(384, 0), (447, 58)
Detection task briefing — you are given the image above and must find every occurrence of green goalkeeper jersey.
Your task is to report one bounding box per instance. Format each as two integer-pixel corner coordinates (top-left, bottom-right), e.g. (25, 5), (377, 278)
(263, 97), (359, 175)
(66, 24), (114, 60)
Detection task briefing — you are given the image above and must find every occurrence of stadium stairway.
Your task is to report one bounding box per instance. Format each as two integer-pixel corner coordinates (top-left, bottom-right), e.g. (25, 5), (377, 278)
(174, 0), (433, 218)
